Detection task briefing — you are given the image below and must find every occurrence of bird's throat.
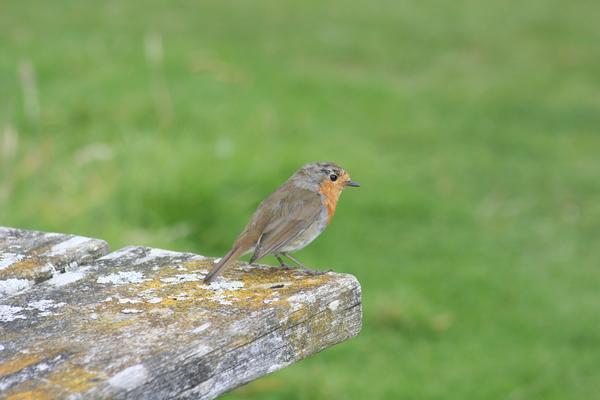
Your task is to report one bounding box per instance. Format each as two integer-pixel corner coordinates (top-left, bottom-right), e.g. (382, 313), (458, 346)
(318, 180), (343, 223)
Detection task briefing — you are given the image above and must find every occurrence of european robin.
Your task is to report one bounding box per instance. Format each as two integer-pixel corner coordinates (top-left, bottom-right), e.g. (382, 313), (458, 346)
(203, 162), (360, 283)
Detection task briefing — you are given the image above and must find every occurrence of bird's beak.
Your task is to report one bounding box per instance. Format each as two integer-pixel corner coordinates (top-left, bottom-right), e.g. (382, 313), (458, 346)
(345, 180), (360, 187)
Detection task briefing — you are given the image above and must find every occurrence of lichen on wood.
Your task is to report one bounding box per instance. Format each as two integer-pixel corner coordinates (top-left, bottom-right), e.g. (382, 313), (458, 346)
(0, 227), (362, 399)
(0, 227), (108, 298)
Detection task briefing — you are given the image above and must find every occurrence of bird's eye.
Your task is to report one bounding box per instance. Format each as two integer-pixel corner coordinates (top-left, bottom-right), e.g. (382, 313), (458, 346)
(330, 174), (338, 182)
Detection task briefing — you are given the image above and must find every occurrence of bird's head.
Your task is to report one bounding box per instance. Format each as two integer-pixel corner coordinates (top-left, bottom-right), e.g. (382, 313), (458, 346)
(292, 162), (360, 192)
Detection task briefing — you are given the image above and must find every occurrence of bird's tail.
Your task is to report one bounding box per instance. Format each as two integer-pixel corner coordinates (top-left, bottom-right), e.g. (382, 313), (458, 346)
(203, 245), (247, 284)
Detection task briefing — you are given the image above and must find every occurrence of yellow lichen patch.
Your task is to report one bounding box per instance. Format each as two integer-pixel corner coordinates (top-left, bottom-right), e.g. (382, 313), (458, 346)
(0, 258), (43, 281)
(73, 258), (340, 351)
(5, 389), (50, 400)
(182, 259), (212, 270)
(29, 243), (53, 257)
(0, 354), (41, 377)
(84, 311), (138, 333)
(285, 305), (313, 326)
(285, 297), (349, 356)
(45, 366), (97, 393)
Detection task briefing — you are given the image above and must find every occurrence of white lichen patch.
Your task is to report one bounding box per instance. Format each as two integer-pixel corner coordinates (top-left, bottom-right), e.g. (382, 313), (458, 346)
(147, 297), (162, 304)
(287, 292), (317, 312)
(36, 363), (50, 372)
(328, 300), (341, 311)
(0, 253), (25, 270)
(44, 232), (63, 238)
(99, 247), (138, 261)
(0, 305), (25, 322)
(29, 299), (53, 311)
(118, 298), (142, 304)
(29, 299), (66, 312)
(0, 278), (33, 298)
(121, 308), (143, 314)
(287, 292), (314, 303)
(134, 248), (182, 265)
(41, 262), (57, 275)
(160, 273), (202, 284)
(108, 364), (148, 390)
(205, 279), (244, 291)
(48, 267), (90, 287)
(263, 297), (280, 304)
(97, 271), (146, 285)
(203, 279), (244, 305)
(194, 344), (213, 356)
(0, 344), (5, 351)
(170, 293), (190, 301)
(191, 322), (211, 333)
(45, 236), (91, 256)
(208, 292), (234, 305)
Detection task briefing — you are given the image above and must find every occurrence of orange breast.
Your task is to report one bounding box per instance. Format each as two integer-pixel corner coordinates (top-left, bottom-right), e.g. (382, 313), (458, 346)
(318, 179), (343, 224)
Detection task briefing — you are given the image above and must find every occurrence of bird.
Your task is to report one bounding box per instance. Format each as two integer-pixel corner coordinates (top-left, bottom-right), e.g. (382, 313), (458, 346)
(203, 162), (360, 283)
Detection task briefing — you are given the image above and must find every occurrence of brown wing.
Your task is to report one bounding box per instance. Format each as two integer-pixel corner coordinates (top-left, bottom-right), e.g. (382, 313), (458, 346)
(248, 186), (322, 263)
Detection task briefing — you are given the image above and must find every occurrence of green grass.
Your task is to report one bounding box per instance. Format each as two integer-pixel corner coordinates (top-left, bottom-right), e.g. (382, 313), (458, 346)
(2, 0), (600, 398)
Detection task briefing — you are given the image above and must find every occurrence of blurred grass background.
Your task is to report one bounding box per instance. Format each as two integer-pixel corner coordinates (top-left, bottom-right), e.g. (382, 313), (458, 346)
(2, 0), (600, 398)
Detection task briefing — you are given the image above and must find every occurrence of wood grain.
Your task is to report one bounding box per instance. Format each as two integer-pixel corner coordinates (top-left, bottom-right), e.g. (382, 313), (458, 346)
(0, 228), (362, 399)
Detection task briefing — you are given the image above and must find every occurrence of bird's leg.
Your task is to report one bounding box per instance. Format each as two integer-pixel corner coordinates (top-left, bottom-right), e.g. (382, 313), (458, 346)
(281, 252), (306, 268)
(274, 254), (293, 270)
(282, 253), (332, 276)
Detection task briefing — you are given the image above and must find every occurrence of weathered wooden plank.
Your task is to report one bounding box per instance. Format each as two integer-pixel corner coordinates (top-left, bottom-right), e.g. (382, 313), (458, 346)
(0, 227), (109, 299)
(0, 246), (362, 399)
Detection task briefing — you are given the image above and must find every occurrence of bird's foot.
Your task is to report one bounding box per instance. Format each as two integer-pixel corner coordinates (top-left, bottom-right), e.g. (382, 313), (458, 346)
(275, 254), (295, 270)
